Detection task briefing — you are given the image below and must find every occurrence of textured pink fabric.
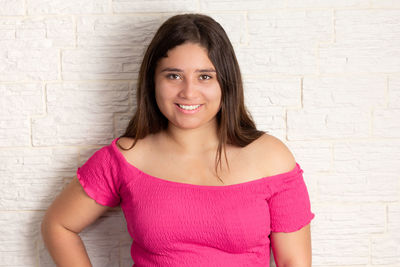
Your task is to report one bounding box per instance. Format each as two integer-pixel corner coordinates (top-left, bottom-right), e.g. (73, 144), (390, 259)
(77, 137), (315, 267)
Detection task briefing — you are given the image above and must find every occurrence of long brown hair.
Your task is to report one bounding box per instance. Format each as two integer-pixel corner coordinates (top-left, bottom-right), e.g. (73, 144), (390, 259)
(118, 13), (266, 184)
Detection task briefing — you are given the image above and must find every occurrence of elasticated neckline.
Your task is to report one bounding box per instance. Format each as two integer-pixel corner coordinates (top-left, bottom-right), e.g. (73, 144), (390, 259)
(111, 137), (302, 190)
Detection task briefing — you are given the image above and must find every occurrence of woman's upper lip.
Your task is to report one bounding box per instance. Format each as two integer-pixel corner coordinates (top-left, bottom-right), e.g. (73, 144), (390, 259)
(176, 103), (202, 105)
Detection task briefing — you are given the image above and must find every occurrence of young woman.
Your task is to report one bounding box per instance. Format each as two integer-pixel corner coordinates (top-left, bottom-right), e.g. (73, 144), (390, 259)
(41, 13), (315, 267)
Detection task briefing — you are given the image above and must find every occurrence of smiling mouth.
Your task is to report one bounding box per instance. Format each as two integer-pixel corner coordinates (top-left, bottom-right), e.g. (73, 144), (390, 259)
(176, 103), (202, 110)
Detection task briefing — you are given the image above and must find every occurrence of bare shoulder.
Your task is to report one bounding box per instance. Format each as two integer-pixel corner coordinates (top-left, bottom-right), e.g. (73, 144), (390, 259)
(253, 133), (297, 177)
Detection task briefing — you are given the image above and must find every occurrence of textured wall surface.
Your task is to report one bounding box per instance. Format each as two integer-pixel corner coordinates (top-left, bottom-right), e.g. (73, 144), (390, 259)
(0, 0), (399, 266)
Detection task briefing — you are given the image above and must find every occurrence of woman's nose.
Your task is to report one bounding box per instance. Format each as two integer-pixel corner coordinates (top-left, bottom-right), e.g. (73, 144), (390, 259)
(179, 79), (197, 98)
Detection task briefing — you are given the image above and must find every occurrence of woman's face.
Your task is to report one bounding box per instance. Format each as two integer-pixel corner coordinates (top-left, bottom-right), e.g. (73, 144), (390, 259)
(154, 42), (222, 131)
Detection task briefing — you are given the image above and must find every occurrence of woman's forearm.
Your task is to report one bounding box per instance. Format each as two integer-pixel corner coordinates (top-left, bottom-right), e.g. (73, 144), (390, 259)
(41, 219), (92, 267)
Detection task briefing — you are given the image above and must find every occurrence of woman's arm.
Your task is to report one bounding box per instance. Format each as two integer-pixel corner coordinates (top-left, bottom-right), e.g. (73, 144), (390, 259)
(41, 177), (110, 267)
(258, 134), (313, 266)
(270, 224), (312, 267)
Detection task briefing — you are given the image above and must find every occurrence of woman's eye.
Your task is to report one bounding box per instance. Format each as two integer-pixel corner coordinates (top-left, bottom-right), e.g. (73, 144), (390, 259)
(167, 74), (180, 80)
(199, 74), (212, 80)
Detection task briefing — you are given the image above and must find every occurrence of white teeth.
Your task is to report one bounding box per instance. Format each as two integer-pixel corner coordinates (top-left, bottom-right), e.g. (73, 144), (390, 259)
(178, 104), (201, 110)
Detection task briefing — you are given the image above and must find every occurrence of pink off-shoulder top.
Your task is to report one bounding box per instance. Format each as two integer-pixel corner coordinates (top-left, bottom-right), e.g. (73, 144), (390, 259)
(77, 137), (315, 267)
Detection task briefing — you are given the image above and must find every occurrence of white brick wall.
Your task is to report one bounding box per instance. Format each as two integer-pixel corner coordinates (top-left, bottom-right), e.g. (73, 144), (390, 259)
(0, 1), (399, 266)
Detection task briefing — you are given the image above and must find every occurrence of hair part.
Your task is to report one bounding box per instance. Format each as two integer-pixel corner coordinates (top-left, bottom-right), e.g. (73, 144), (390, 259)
(118, 13), (266, 184)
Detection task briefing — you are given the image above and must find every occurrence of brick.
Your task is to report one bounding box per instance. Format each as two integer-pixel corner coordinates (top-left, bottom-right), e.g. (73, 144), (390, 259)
(200, 0), (285, 11)
(32, 82), (129, 146)
(287, 107), (370, 140)
(62, 48), (142, 80)
(320, 10), (400, 74)
(388, 76), (400, 108)
(318, 172), (399, 202)
(312, 203), (385, 236)
(312, 236), (369, 265)
(303, 75), (386, 108)
(0, 116), (30, 147)
(121, 238), (134, 267)
(203, 13), (246, 45)
(0, 0), (24, 16)
(371, 235), (400, 265)
(247, 106), (286, 138)
(285, 141), (332, 173)
(0, 211), (43, 265)
(373, 108), (400, 138)
(287, 0), (369, 8)
(333, 140), (400, 173)
(236, 44), (317, 75)
(371, 0), (400, 7)
(247, 10), (332, 45)
(77, 15), (160, 48)
(27, 0), (110, 15)
(311, 204), (383, 265)
(113, 0), (197, 13)
(388, 204), (400, 236)
(0, 48), (59, 81)
(320, 42), (400, 74)
(0, 83), (43, 115)
(45, 17), (75, 47)
(243, 76), (300, 107)
(0, 147), (77, 210)
(335, 10), (400, 44)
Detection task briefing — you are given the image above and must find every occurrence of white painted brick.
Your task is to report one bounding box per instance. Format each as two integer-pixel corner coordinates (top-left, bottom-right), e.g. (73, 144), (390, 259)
(371, 235), (400, 265)
(45, 17), (75, 47)
(320, 42), (400, 74)
(247, 106), (286, 138)
(388, 76), (400, 108)
(0, 116), (30, 147)
(243, 76), (300, 107)
(287, 0), (369, 8)
(287, 107), (370, 140)
(285, 141), (332, 173)
(27, 0), (110, 15)
(303, 75), (386, 108)
(1, 17), (74, 47)
(121, 239), (134, 267)
(388, 204), (400, 236)
(203, 13), (246, 45)
(236, 44), (317, 75)
(373, 108), (400, 138)
(0, 48), (59, 81)
(62, 48), (142, 80)
(318, 172), (399, 202)
(333, 140), (400, 173)
(371, 0), (400, 7)
(0, 83), (43, 115)
(311, 204), (383, 265)
(247, 10), (332, 45)
(32, 82), (129, 146)
(312, 236), (369, 265)
(0, 211), (42, 265)
(335, 10), (400, 45)
(113, 0), (197, 13)
(0, 147), (77, 209)
(77, 15), (160, 47)
(312, 204), (385, 236)
(0, 0), (24, 16)
(320, 10), (400, 74)
(200, 0), (285, 11)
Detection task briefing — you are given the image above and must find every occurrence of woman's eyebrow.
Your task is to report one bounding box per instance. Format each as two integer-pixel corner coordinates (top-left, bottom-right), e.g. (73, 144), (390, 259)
(160, 67), (216, 73)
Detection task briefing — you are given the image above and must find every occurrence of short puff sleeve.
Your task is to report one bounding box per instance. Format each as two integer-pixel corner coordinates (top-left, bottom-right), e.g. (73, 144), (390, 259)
(267, 163), (315, 233)
(77, 144), (121, 207)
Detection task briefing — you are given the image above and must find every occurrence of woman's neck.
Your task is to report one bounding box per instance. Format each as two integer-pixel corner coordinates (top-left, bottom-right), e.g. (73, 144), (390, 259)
(161, 122), (220, 155)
